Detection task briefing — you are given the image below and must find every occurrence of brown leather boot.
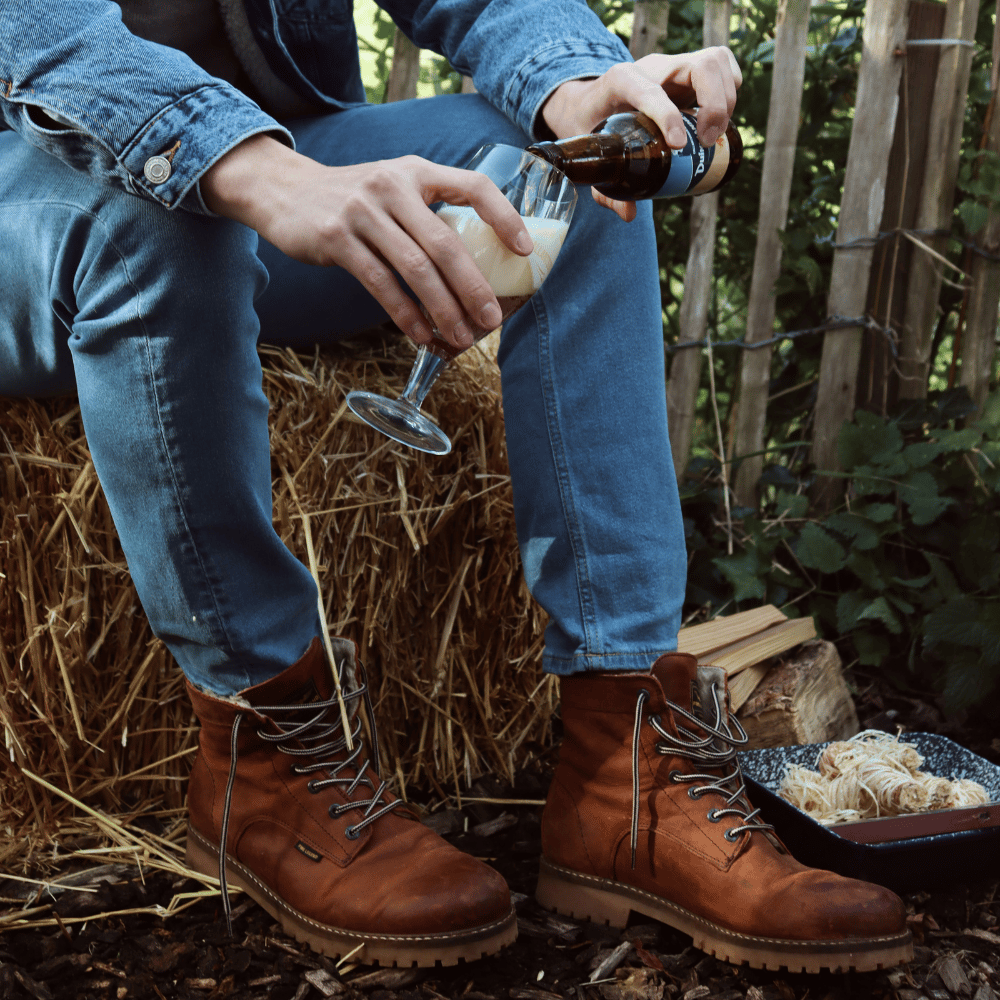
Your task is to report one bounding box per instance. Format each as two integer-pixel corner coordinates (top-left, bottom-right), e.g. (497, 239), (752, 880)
(536, 654), (913, 973)
(185, 637), (515, 966)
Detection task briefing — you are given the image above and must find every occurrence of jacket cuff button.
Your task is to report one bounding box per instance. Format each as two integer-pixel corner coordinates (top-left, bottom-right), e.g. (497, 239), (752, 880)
(144, 156), (172, 184)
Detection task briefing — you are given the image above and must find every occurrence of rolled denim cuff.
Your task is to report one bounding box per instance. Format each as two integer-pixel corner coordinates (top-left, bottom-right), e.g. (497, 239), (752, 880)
(120, 83), (293, 214)
(502, 39), (632, 141)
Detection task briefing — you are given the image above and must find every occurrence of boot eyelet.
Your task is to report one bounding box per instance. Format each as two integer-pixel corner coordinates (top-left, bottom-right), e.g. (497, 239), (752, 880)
(724, 828), (741, 842)
(668, 769), (681, 783)
(687, 787), (701, 800)
(328, 803), (344, 818)
(707, 809), (721, 823)
(307, 779), (319, 794)
(345, 825), (360, 840)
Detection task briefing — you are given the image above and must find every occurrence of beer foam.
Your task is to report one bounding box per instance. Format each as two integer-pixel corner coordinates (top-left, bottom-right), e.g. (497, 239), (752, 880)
(436, 205), (568, 297)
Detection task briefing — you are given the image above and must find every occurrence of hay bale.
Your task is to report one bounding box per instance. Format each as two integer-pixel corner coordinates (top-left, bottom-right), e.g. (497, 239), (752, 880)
(0, 334), (552, 872)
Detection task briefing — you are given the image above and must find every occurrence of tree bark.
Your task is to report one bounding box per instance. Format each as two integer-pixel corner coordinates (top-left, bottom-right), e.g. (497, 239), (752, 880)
(897, 0), (980, 399)
(810, 0), (908, 510)
(385, 28), (421, 103)
(630, 0), (671, 59)
(960, 55), (1000, 417)
(730, 0), (811, 508)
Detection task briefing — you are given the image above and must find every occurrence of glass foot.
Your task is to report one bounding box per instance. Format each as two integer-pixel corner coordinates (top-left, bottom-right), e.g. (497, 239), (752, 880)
(346, 390), (452, 455)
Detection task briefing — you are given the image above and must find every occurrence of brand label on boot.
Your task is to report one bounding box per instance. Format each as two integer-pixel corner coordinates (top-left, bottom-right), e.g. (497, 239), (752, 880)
(295, 841), (323, 862)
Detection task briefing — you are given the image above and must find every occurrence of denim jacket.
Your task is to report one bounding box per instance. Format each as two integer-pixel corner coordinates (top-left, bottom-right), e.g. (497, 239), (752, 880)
(0, 0), (629, 214)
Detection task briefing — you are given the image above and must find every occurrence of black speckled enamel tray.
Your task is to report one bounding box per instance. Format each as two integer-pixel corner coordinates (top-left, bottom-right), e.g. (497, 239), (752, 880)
(738, 732), (1000, 893)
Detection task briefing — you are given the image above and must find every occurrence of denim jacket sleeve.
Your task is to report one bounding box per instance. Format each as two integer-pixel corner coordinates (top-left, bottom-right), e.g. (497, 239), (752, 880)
(0, 0), (292, 214)
(377, 0), (632, 140)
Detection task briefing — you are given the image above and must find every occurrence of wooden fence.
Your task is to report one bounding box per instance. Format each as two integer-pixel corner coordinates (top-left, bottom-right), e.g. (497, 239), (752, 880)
(382, 0), (999, 510)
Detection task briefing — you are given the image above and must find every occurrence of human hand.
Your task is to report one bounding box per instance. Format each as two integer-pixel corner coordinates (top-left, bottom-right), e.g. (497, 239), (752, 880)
(201, 135), (534, 350)
(540, 48), (742, 222)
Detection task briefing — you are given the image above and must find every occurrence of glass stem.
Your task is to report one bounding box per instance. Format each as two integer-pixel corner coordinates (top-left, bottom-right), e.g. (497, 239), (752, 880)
(400, 345), (450, 410)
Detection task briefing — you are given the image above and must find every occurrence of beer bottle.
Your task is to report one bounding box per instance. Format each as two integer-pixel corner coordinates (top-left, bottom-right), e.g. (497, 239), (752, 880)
(526, 110), (742, 201)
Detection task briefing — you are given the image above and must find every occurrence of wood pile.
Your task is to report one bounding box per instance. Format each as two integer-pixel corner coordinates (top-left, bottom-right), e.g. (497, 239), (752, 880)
(0, 336), (856, 873)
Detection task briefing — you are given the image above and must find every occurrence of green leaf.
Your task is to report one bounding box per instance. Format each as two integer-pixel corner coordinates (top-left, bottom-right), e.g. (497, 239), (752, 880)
(933, 427), (983, 453)
(775, 491), (809, 518)
(898, 470), (952, 526)
(924, 553), (962, 600)
(712, 551), (767, 604)
(891, 571), (935, 589)
(852, 630), (890, 666)
(795, 522), (847, 573)
(958, 200), (988, 236)
(858, 595), (902, 634)
(847, 551), (887, 591)
(924, 598), (981, 650)
(850, 465), (896, 496)
(837, 591), (867, 634)
(942, 648), (1000, 713)
(824, 512), (881, 550)
(839, 411), (904, 469)
(902, 441), (944, 468)
(858, 502), (896, 524)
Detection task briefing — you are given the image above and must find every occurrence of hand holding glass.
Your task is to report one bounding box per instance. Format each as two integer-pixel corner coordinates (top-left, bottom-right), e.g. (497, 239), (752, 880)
(346, 145), (576, 455)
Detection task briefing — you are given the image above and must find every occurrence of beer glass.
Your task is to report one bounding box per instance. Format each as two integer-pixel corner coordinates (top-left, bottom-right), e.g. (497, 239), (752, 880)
(346, 145), (576, 455)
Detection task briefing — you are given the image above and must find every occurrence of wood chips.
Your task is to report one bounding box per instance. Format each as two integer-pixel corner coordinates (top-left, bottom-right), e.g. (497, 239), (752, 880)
(1, 334), (553, 873)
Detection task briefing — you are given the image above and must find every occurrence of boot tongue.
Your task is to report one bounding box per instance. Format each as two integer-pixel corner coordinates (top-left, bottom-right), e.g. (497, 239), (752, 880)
(650, 652), (701, 711)
(651, 654), (729, 729)
(240, 637), (360, 709)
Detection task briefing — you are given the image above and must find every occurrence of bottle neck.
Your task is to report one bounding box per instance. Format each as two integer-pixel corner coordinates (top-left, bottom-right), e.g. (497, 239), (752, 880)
(525, 133), (627, 187)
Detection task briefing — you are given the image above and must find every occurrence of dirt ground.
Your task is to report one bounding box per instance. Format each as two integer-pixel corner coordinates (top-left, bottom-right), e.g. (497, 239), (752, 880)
(2, 677), (998, 1000)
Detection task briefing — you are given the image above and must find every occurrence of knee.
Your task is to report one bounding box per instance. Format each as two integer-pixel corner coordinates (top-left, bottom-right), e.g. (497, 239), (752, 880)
(71, 194), (266, 351)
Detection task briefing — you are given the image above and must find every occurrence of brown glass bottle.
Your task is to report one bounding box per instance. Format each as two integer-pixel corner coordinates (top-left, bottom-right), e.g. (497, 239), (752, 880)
(526, 109), (742, 201)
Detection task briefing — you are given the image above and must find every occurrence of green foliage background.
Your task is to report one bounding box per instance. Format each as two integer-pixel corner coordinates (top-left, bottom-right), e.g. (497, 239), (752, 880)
(355, 0), (1000, 715)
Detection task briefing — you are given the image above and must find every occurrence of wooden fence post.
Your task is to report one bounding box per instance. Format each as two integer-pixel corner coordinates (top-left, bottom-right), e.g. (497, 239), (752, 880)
(959, 16), (1000, 418)
(730, 0), (811, 508)
(897, 0), (980, 399)
(665, 0), (730, 480)
(385, 27), (421, 103)
(858, 1), (947, 416)
(630, 0), (671, 59)
(809, 0), (908, 510)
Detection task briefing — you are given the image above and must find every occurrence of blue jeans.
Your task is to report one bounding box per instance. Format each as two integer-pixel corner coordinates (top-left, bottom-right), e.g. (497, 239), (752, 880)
(0, 94), (685, 695)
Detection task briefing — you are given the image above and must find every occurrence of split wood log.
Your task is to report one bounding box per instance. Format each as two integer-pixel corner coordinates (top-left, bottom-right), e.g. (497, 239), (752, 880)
(730, 0), (811, 507)
(665, 0), (730, 480)
(859, 0), (947, 415)
(898, 0), (980, 399)
(958, 16), (1000, 418)
(736, 639), (860, 749)
(629, 0), (670, 60)
(385, 27), (421, 103)
(810, 0), (908, 510)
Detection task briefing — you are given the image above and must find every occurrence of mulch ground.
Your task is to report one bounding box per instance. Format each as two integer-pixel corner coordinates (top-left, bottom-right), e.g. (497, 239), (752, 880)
(2, 675), (998, 1000)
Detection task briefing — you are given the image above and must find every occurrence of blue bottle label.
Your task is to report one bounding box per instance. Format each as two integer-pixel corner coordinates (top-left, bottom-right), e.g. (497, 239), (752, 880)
(653, 113), (717, 198)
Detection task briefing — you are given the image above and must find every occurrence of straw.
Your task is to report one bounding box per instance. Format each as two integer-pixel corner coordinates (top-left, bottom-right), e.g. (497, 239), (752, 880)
(0, 333), (552, 872)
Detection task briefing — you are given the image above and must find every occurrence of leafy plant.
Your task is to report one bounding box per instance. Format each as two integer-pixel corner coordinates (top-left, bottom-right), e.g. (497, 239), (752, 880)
(682, 388), (1000, 714)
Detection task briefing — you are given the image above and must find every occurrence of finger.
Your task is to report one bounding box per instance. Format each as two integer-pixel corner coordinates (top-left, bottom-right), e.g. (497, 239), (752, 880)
(356, 202), (487, 349)
(589, 62), (689, 149)
(340, 239), (434, 345)
(591, 186), (636, 223)
(688, 54), (733, 146)
(414, 160), (533, 257)
(390, 200), (507, 346)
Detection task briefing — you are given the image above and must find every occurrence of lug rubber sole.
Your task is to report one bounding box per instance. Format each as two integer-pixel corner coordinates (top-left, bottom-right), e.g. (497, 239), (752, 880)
(185, 825), (517, 967)
(536, 857), (913, 974)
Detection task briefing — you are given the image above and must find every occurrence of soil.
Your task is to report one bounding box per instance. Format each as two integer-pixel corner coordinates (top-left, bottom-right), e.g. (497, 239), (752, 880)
(2, 676), (998, 1000)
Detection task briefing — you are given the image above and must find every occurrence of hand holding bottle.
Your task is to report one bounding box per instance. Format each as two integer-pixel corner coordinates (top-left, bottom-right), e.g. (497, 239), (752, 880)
(540, 48), (742, 221)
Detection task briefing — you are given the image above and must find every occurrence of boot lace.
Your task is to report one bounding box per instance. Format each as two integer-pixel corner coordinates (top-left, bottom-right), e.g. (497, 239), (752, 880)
(629, 682), (773, 868)
(217, 662), (399, 933)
